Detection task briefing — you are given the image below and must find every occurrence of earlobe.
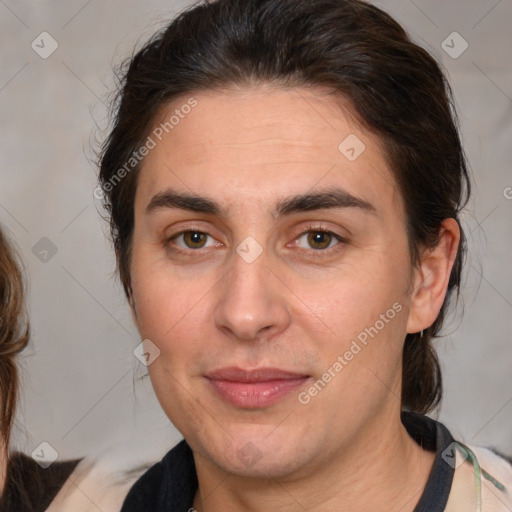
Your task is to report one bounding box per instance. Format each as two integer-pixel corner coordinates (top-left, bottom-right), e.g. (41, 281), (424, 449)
(406, 218), (460, 334)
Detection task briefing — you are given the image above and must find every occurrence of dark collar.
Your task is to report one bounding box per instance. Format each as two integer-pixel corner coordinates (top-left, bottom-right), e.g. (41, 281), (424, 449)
(402, 411), (455, 511)
(121, 411), (455, 512)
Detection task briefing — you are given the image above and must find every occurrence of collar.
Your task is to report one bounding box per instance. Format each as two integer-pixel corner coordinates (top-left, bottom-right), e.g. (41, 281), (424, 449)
(121, 411), (456, 512)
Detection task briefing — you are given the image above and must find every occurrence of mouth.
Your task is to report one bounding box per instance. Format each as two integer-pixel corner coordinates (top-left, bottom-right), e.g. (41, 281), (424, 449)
(205, 367), (310, 408)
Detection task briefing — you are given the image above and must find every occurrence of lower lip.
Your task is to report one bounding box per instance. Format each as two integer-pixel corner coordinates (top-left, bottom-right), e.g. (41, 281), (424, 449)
(208, 378), (309, 408)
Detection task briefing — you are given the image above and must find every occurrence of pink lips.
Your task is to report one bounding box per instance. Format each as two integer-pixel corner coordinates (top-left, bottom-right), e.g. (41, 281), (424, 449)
(206, 367), (309, 408)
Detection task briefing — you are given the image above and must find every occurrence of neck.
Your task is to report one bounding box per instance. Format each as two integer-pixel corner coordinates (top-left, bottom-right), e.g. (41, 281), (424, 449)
(192, 411), (435, 512)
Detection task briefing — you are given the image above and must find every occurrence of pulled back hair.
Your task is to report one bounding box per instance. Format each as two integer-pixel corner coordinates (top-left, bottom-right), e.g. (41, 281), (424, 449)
(0, 227), (29, 446)
(98, 0), (470, 414)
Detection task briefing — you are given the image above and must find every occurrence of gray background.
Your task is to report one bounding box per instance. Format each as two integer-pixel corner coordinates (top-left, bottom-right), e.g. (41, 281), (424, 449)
(0, 0), (511, 467)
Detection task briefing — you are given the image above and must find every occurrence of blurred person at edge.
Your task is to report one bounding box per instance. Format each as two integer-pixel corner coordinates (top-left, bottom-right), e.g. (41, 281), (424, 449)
(96, 0), (512, 511)
(0, 226), (146, 511)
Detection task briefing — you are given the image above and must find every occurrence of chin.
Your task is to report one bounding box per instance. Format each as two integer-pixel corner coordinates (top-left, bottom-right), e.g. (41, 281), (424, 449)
(217, 447), (309, 479)
(193, 425), (320, 480)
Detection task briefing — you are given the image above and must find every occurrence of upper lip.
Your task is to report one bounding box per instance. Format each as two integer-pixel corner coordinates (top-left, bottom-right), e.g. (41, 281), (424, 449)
(206, 367), (309, 382)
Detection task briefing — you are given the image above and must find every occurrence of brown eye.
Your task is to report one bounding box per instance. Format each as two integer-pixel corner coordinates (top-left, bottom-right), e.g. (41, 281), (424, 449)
(182, 231), (208, 249)
(165, 228), (220, 254)
(307, 231), (333, 250)
(296, 230), (343, 251)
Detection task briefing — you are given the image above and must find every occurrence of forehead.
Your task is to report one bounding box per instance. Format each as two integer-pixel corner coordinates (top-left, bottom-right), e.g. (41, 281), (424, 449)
(136, 86), (402, 217)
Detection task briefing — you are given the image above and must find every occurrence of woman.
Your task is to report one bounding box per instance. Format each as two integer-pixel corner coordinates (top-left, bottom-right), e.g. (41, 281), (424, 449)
(97, 0), (512, 510)
(0, 226), (145, 511)
(0, 227), (82, 510)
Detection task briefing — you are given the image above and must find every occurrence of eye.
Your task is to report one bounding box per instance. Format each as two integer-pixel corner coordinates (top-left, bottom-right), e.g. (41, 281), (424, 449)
(170, 230), (217, 250)
(295, 229), (344, 251)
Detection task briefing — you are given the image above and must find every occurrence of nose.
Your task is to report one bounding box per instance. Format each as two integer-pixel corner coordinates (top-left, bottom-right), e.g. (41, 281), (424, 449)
(213, 248), (291, 342)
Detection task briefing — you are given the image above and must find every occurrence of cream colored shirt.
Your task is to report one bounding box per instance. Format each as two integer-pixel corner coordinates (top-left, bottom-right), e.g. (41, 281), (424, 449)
(47, 456), (148, 512)
(445, 445), (512, 512)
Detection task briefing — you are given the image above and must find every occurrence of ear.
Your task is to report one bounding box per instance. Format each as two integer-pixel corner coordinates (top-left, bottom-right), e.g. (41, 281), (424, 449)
(406, 218), (461, 334)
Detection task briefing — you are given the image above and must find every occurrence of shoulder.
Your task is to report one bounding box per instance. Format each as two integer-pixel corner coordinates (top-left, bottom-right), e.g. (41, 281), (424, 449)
(0, 452), (80, 512)
(472, 445), (512, 476)
(46, 453), (151, 512)
(445, 442), (512, 512)
(472, 445), (512, 501)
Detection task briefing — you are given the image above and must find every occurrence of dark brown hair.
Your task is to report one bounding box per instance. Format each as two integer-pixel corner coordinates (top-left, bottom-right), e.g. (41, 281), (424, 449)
(98, 0), (470, 414)
(0, 227), (29, 446)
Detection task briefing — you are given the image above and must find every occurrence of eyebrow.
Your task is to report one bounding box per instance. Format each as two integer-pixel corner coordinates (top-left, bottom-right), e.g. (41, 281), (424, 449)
(274, 187), (376, 217)
(146, 189), (221, 216)
(145, 187), (376, 217)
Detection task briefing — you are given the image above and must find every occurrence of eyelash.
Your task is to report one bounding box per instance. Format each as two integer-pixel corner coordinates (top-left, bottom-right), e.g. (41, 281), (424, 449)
(164, 224), (347, 256)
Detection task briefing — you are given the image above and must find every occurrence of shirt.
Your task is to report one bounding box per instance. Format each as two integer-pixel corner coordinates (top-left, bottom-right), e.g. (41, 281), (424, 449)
(121, 411), (495, 512)
(0, 451), (148, 512)
(0, 453), (80, 512)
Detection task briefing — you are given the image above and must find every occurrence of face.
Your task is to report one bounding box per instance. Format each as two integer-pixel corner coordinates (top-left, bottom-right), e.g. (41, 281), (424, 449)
(130, 85), (418, 479)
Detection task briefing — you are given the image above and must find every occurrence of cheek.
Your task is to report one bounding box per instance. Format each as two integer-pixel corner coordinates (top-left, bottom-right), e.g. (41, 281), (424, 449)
(131, 266), (210, 417)
(307, 257), (408, 336)
(130, 257), (218, 403)
(130, 241), (202, 336)
(297, 253), (411, 389)
(132, 275), (207, 349)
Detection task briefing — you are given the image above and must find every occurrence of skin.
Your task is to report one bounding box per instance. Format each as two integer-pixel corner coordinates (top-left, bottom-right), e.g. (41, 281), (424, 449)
(129, 85), (460, 512)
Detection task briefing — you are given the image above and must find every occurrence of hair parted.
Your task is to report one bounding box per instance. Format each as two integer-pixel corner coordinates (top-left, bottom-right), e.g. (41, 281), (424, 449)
(98, 0), (470, 414)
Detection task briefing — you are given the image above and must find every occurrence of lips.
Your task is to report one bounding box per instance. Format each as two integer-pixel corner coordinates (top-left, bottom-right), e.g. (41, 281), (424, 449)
(206, 367), (310, 408)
